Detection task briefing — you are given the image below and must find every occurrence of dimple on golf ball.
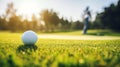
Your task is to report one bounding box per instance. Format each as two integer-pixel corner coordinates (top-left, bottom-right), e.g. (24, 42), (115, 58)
(22, 30), (38, 45)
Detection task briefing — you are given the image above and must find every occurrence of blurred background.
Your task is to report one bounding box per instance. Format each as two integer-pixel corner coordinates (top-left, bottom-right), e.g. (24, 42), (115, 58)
(0, 0), (120, 32)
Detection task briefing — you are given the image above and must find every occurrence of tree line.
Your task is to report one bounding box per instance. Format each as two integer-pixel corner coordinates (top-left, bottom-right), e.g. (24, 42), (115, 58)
(93, 0), (120, 32)
(0, 1), (120, 32)
(0, 3), (84, 32)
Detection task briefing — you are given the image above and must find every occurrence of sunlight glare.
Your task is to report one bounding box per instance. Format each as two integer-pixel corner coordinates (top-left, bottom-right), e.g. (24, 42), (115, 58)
(17, 0), (40, 21)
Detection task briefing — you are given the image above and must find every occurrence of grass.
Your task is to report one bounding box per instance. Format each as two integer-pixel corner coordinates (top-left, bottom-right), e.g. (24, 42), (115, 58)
(0, 31), (120, 67)
(40, 30), (120, 36)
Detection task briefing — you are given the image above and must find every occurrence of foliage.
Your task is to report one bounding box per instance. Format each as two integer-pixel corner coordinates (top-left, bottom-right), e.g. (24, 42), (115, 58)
(92, 13), (104, 29)
(59, 18), (72, 31)
(40, 9), (60, 32)
(1, 1), (120, 32)
(71, 21), (83, 30)
(94, 1), (120, 31)
(0, 3), (83, 32)
(0, 17), (7, 30)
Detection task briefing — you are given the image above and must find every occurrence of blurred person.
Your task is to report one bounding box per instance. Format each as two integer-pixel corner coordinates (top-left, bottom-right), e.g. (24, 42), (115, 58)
(82, 6), (91, 34)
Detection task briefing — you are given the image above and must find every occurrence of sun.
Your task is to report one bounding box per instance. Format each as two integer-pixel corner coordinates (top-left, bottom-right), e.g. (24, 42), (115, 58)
(17, 0), (40, 21)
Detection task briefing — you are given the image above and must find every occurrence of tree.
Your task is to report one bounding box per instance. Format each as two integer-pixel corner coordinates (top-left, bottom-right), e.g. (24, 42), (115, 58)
(40, 9), (60, 32)
(0, 16), (7, 30)
(59, 17), (72, 31)
(93, 13), (104, 29)
(93, 0), (120, 31)
(5, 2), (21, 32)
(71, 20), (83, 30)
(31, 14), (38, 31)
(100, 1), (120, 31)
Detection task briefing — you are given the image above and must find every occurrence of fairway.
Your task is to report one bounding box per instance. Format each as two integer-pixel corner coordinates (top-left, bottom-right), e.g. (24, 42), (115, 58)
(0, 32), (120, 67)
(39, 34), (120, 40)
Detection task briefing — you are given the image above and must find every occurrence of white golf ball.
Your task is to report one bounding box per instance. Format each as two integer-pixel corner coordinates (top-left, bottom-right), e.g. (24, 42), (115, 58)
(22, 31), (38, 45)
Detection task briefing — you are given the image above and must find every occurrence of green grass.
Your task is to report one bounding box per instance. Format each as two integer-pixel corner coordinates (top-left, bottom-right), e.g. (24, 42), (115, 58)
(0, 31), (120, 67)
(40, 30), (120, 36)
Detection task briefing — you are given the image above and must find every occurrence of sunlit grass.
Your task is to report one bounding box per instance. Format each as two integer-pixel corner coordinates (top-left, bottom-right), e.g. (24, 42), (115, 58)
(0, 31), (120, 67)
(39, 30), (120, 36)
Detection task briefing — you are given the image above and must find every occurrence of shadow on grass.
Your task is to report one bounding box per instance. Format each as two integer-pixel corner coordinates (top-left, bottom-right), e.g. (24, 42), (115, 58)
(87, 32), (105, 36)
(87, 30), (120, 36)
(16, 45), (38, 54)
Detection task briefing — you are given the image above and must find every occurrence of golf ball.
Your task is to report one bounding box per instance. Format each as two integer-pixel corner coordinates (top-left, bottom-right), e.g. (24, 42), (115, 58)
(22, 30), (38, 45)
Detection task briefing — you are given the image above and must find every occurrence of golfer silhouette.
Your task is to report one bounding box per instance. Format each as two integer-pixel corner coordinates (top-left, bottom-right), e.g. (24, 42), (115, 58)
(82, 6), (91, 34)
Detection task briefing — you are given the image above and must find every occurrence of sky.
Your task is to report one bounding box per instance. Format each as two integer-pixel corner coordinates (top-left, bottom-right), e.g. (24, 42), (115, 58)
(0, 0), (118, 21)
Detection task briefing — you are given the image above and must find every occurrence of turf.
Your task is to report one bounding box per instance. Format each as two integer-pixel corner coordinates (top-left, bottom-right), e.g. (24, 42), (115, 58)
(0, 32), (120, 67)
(41, 30), (120, 36)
